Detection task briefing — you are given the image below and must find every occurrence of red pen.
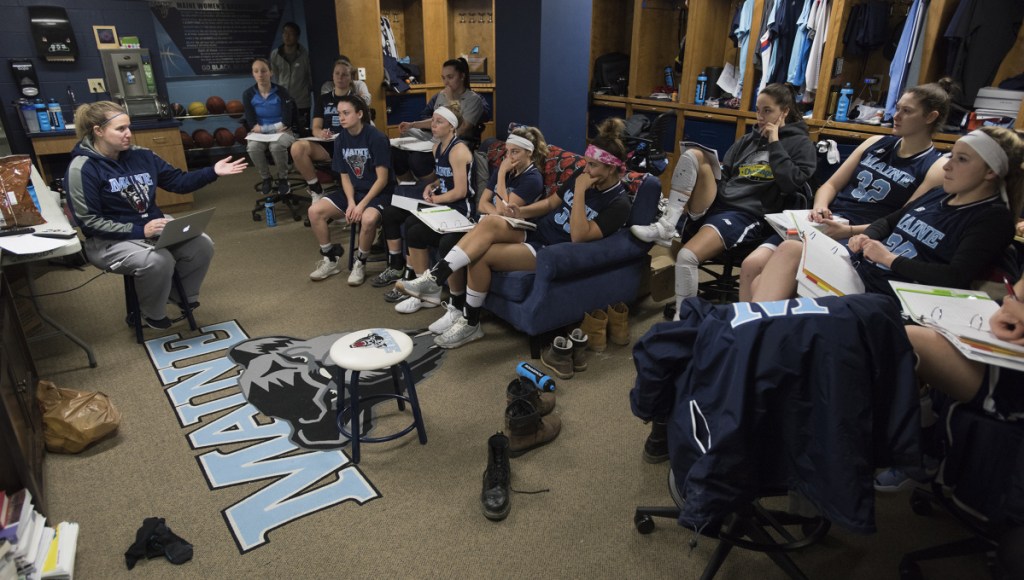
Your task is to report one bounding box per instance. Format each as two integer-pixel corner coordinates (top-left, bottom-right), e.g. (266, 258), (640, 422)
(1004, 275), (1019, 302)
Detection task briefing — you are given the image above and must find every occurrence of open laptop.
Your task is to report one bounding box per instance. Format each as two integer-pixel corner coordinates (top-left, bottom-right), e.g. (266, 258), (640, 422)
(150, 208), (216, 250)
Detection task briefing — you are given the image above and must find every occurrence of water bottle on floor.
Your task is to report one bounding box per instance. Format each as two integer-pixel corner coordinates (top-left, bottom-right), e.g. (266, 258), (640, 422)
(264, 200), (277, 227)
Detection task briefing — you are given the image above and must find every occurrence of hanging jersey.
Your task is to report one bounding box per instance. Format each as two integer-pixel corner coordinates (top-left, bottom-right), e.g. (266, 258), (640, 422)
(434, 136), (473, 216)
(831, 135), (942, 224)
(532, 177), (630, 246)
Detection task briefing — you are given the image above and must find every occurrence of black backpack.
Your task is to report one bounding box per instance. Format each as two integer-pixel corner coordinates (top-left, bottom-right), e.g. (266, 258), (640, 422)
(593, 52), (629, 96)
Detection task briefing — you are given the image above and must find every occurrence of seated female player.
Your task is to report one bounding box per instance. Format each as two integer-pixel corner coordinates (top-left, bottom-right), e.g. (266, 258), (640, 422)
(307, 95), (394, 284)
(378, 102), (474, 313)
(750, 126), (1024, 302)
(291, 58), (373, 199)
(634, 83), (817, 318)
(396, 118), (633, 349)
(739, 81), (953, 301)
(427, 125), (549, 335)
(242, 57), (296, 196)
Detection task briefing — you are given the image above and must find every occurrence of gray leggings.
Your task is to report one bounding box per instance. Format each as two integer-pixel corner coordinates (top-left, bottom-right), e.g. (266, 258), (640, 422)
(85, 235), (214, 320)
(247, 132), (297, 180)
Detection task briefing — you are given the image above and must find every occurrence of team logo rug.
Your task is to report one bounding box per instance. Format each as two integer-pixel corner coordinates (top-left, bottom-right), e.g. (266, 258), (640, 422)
(144, 321), (445, 553)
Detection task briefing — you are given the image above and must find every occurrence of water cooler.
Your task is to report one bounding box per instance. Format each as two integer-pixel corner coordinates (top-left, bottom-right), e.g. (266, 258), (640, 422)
(100, 48), (168, 119)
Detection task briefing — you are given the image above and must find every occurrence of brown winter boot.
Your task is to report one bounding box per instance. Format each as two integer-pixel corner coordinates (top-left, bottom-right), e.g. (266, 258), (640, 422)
(505, 398), (561, 457)
(607, 302), (630, 346)
(568, 328), (588, 372)
(540, 336), (574, 379)
(580, 309), (608, 352)
(506, 377), (555, 416)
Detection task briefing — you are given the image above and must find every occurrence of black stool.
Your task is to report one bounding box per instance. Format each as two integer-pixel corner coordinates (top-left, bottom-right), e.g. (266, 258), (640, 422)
(250, 177), (310, 223)
(122, 272), (197, 344)
(328, 328), (427, 463)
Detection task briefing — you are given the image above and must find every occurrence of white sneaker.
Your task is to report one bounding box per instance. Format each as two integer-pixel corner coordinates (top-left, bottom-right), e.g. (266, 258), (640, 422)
(310, 257), (341, 281)
(348, 260), (366, 286)
(396, 270), (443, 303)
(434, 317), (484, 349)
(428, 301), (463, 334)
(630, 217), (678, 247)
(395, 295), (440, 314)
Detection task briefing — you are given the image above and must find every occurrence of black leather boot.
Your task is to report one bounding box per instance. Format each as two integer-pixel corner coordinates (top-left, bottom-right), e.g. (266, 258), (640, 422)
(481, 432), (511, 521)
(643, 419), (669, 464)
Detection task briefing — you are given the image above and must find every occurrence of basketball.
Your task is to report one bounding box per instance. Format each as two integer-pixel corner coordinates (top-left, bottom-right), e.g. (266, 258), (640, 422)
(206, 95), (226, 114)
(191, 129), (214, 148)
(179, 130), (194, 149)
(171, 102), (187, 118)
(226, 99), (244, 118)
(234, 126), (248, 144)
(187, 101), (208, 119)
(213, 127), (234, 147)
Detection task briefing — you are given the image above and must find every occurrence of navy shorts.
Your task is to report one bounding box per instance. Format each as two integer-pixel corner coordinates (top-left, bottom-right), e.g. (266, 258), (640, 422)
(697, 210), (769, 250)
(325, 189), (392, 214)
(970, 365), (1024, 421)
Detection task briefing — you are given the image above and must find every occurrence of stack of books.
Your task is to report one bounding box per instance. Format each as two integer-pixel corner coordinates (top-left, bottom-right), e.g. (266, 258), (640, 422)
(0, 490), (79, 580)
(973, 87), (1023, 126)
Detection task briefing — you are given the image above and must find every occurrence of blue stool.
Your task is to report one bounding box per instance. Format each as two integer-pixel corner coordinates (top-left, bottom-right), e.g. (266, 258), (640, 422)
(329, 328), (427, 463)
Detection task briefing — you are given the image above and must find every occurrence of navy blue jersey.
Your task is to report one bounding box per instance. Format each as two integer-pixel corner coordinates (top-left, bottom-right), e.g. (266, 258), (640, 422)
(532, 177), (631, 246)
(434, 136), (473, 216)
(333, 124), (395, 197)
(312, 91), (343, 132)
(630, 294), (920, 534)
(858, 186), (1013, 292)
(486, 163), (544, 205)
(830, 135), (942, 224)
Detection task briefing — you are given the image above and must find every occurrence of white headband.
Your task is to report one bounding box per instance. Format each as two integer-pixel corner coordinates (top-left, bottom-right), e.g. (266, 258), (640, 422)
(961, 129), (1009, 178)
(505, 134), (535, 153)
(435, 107), (458, 129)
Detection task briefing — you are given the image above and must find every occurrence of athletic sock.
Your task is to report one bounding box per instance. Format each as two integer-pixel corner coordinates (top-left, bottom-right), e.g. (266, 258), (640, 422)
(356, 249), (368, 263)
(387, 251), (405, 270)
(450, 291), (466, 312)
(465, 288), (487, 326)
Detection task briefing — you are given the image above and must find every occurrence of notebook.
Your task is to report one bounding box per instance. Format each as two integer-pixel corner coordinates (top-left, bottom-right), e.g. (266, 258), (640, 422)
(151, 208), (215, 250)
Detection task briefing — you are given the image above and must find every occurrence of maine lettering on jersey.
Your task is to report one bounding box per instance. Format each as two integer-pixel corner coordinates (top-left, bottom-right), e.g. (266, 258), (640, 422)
(895, 213), (945, 249)
(861, 153), (916, 187)
(108, 172), (155, 193)
(146, 322), (379, 553)
(730, 297), (831, 328)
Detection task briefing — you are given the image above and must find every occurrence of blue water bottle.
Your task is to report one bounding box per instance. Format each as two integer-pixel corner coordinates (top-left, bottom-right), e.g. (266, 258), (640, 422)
(516, 361), (555, 392)
(47, 99), (65, 130)
(835, 83), (854, 122)
(264, 200), (277, 227)
(664, 66), (674, 89)
(34, 99), (51, 132)
(695, 71), (708, 106)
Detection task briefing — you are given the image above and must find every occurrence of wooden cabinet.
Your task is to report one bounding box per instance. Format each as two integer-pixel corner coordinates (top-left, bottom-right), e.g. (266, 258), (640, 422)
(28, 125), (193, 212)
(0, 273), (45, 513)
(335, 0), (496, 138)
(591, 0), (1024, 193)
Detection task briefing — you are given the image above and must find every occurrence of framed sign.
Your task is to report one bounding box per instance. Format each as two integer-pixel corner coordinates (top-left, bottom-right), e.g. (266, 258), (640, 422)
(93, 25), (119, 50)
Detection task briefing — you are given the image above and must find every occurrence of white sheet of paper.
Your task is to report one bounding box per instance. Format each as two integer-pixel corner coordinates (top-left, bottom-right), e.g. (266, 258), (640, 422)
(0, 233), (69, 255)
(390, 137), (435, 153)
(716, 63), (739, 97)
(246, 132), (283, 143)
(300, 134), (338, 142)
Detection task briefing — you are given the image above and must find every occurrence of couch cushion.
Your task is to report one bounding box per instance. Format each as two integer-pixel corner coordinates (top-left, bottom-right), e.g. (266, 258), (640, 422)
(489, 270), (535, 303)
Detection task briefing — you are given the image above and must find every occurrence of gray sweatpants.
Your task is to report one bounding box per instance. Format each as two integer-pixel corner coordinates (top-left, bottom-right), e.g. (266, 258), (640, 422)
(85, 235), (214, 320)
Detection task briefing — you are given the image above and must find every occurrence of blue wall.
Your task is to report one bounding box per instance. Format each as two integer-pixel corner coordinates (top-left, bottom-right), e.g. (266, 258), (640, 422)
(496, 0), (591, 152)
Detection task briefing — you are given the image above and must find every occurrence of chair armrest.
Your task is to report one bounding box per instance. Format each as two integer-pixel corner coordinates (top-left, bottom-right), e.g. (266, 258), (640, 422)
(535, 230), (651, 281)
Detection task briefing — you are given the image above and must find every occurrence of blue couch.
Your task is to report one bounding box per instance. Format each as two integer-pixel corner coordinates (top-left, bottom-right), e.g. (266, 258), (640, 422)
(481, 142), (662, 356)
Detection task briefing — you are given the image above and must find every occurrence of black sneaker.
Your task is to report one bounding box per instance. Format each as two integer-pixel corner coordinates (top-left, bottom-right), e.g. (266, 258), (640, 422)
(383, 287), (406, 303)
(143, 316), (174, 330)
(261, 178), (273, 196)
(277, 179), (291, 196)
(371, 266), (405, 288)
(642, 420), (669, 464)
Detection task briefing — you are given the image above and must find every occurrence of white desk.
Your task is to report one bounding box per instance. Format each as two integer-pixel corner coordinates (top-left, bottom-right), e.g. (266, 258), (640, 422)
(1, 166), (95, 367)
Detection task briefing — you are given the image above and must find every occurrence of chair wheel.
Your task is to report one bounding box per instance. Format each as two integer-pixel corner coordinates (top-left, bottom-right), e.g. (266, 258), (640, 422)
(253, 213), (262, 222)
(910, 490), (933, 516)
(663, 303), (676, 320)
(634, 513), (655, 534)
(899, 558), (924, 580)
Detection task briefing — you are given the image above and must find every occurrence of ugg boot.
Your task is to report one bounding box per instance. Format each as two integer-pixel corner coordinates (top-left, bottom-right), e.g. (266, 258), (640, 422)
(540, 336), (574, 380)
(607, 302), (630, 346)
(481, 432), (511, 521)
(506, 377), (555, 416)
(506, 399), (561, 458)
(580, 309), (608, 352)
(643, 419), (669, 464)
(568, 328), (588, 372)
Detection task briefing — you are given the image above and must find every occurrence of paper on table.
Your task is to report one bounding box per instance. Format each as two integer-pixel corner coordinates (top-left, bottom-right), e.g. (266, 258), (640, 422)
(0, 233), (73, 255)
(245, 132), (283, 143)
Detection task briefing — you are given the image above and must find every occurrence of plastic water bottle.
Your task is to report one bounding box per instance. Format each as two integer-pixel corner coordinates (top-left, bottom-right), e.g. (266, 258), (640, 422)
(695, 71), (708, 106)
(26, 184), (41, 212)
(664, 66), (674, 89)
(516, 361), (555, 392)
(19, 100), (40, 133)
(47, 99), (64, 130)
(34, 99), (51, 132)
(264, 200), (277, 227)
(835, 83), (854, 122)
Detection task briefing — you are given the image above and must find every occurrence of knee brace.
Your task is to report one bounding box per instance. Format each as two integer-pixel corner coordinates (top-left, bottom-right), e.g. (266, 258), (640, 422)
(669, 150), (700, 208)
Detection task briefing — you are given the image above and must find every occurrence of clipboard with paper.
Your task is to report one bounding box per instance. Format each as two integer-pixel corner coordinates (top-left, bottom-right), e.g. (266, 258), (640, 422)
(765, 210), (849, 240)
(795, 229), (865, 298)
(390, 195), (476, 233)
(890, 281), (1024, 372)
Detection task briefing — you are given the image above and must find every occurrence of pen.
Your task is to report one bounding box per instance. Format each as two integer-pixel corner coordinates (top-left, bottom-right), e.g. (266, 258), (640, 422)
(1004, 275), (1019, 302)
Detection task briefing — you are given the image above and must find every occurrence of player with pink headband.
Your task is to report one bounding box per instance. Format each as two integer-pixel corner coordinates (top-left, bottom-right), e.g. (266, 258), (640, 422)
(397, 118), (634, 349)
